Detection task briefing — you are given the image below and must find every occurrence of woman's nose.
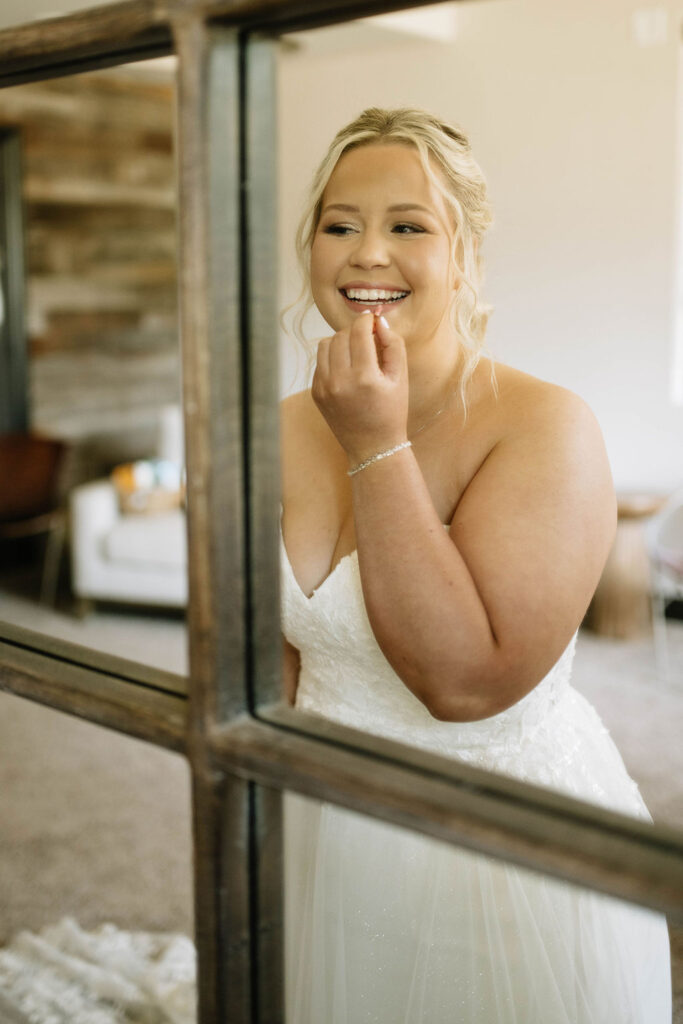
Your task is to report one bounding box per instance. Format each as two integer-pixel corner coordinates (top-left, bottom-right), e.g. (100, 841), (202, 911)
(349, 230), (390, 268)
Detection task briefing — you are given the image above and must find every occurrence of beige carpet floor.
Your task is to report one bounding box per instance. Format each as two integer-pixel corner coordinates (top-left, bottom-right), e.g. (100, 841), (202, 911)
(0, 690), (194, 944)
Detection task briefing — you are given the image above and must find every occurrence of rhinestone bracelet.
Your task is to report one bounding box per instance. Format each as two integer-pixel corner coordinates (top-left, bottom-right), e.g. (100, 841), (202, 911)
(347, 440), (412, 477)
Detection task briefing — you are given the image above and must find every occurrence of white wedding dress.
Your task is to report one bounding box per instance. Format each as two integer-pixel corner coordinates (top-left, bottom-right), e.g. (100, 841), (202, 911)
(281, 528), (672, 1023)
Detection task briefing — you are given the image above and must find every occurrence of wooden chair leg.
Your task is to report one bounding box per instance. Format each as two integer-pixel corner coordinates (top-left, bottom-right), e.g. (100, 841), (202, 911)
(651, 589), (670, 685)
(73, 596), (95, 619)
(40, 511), (67, 606)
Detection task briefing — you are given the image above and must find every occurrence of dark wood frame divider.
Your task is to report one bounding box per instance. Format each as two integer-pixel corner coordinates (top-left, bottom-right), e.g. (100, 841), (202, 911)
(0, 2), (681, 1021)
(0, 127), (27, 433)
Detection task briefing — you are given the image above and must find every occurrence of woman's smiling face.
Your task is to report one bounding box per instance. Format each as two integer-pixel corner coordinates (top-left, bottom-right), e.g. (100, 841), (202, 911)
(310, 142), (456, 349)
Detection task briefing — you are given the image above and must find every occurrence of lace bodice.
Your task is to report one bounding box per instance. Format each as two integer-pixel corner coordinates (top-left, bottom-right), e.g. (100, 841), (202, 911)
(280, 528), (648, 817)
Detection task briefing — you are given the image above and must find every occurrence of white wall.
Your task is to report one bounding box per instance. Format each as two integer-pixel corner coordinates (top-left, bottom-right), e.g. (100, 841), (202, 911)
(277, 0), (683, 493)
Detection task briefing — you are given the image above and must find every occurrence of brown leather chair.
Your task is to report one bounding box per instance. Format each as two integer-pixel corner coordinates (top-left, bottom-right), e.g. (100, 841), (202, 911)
(0, 433), (68, 604)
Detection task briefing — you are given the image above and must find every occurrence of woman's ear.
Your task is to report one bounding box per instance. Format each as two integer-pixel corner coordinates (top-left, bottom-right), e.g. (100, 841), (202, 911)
(452, 236), (478, 289)
(451, 261), (463, 291)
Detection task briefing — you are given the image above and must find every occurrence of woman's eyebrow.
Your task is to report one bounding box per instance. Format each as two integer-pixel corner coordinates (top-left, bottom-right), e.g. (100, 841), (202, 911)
(387, 203), (433, 213)
(321, 203), (359, 214)
(321, 202), (434, 214)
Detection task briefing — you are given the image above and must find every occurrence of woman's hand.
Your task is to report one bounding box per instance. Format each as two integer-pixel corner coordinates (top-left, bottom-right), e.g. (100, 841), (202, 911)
(312, 311), (410, 466)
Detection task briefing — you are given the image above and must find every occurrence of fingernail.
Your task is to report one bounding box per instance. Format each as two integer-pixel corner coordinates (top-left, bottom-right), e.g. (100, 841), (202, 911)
(360, 309), (373, 316)
(379, 315), (389, 329)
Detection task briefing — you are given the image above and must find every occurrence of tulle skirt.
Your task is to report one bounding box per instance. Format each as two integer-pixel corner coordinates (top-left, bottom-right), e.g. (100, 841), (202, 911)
(284, 793), (672, 1024)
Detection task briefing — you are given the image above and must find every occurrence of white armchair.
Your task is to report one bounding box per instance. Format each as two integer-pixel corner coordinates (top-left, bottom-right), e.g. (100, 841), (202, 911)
(69, 406), (187, 610)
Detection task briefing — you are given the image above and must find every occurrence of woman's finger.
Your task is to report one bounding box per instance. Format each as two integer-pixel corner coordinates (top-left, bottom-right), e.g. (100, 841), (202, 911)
(349, 310), (380, 375)
(315, 337), (332, 382)
(328, 328), (352, 378)
(373, 315), (407, 382)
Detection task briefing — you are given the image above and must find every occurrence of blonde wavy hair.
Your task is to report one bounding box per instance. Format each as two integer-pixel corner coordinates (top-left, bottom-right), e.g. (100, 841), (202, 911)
(286, 107), (494, 409)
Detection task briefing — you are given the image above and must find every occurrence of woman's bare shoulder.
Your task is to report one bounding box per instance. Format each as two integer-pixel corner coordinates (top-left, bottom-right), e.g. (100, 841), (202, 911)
(281, 387), (317, 430)
(463, 359), (616, 541)
(483, 360), (603, 442)
(280, 388), (342, 501)
(280, 388), (329, 457)
(281, 390), (312, 482)
(467, 361), (616, 548)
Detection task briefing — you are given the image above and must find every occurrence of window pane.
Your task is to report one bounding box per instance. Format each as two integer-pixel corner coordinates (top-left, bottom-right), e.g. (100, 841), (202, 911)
(274, 3), (683, 842)
(0, 57), (188, 679)
(0, 689), (194, 1017)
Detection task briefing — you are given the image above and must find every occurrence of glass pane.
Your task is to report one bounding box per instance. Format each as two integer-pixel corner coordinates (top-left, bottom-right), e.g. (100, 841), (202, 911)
(0, 689), (194, 1014)
(284, 790), (674, 1022)
(273, 0), (683, 841)
(0, 57), (188, 678)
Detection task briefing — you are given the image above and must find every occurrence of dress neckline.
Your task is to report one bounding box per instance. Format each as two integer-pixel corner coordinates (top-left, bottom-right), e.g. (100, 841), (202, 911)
(280, 515), (451, 603)
(280, 522), (357, 602)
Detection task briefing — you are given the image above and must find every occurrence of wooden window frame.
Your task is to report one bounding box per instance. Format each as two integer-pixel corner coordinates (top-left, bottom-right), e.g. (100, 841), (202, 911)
(0, 127), (27, 432)
(0, 2), (681, 1022)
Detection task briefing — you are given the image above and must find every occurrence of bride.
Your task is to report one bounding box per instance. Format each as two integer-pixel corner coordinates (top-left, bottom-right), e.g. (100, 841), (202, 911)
(280, 108), (672, 1022)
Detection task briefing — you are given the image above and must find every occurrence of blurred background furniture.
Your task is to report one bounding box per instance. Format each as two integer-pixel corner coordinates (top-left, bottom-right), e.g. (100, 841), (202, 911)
(646, 488), (683, 684)
(69, 405), (187, 611)
(0, 432), (69, 605)
(584, 493), (667, 640)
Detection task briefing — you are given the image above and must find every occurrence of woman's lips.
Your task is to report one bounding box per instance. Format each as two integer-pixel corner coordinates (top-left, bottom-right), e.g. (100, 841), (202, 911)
(339, 289), (409, 315)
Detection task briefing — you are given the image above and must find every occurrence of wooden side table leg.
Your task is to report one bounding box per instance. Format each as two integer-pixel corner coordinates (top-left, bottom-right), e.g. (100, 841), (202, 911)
(586, 497), (664, 639)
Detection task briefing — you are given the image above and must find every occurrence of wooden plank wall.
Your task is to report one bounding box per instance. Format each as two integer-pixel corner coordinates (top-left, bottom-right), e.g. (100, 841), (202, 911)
(0, 62), (180, 482)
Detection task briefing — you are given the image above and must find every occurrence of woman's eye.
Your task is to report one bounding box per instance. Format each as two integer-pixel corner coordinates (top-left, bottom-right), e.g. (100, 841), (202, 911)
(392, 223), (425, 235)
(323, 224), (355, 236)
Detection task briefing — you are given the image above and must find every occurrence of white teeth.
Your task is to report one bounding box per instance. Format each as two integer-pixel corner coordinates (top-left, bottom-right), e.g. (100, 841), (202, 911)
(344, 288), (408, 302)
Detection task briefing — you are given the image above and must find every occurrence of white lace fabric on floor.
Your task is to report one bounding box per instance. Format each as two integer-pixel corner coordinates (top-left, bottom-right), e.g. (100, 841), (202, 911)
(0, 918), (196, 1024)
(280, 528), (673, 1023)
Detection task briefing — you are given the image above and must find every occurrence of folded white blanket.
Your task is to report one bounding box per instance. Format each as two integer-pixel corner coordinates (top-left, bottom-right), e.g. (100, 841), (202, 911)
(0, 919), (196, 1024)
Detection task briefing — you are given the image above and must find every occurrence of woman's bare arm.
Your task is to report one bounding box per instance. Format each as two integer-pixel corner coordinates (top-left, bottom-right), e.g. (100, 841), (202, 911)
(350, 386), (616, 722)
